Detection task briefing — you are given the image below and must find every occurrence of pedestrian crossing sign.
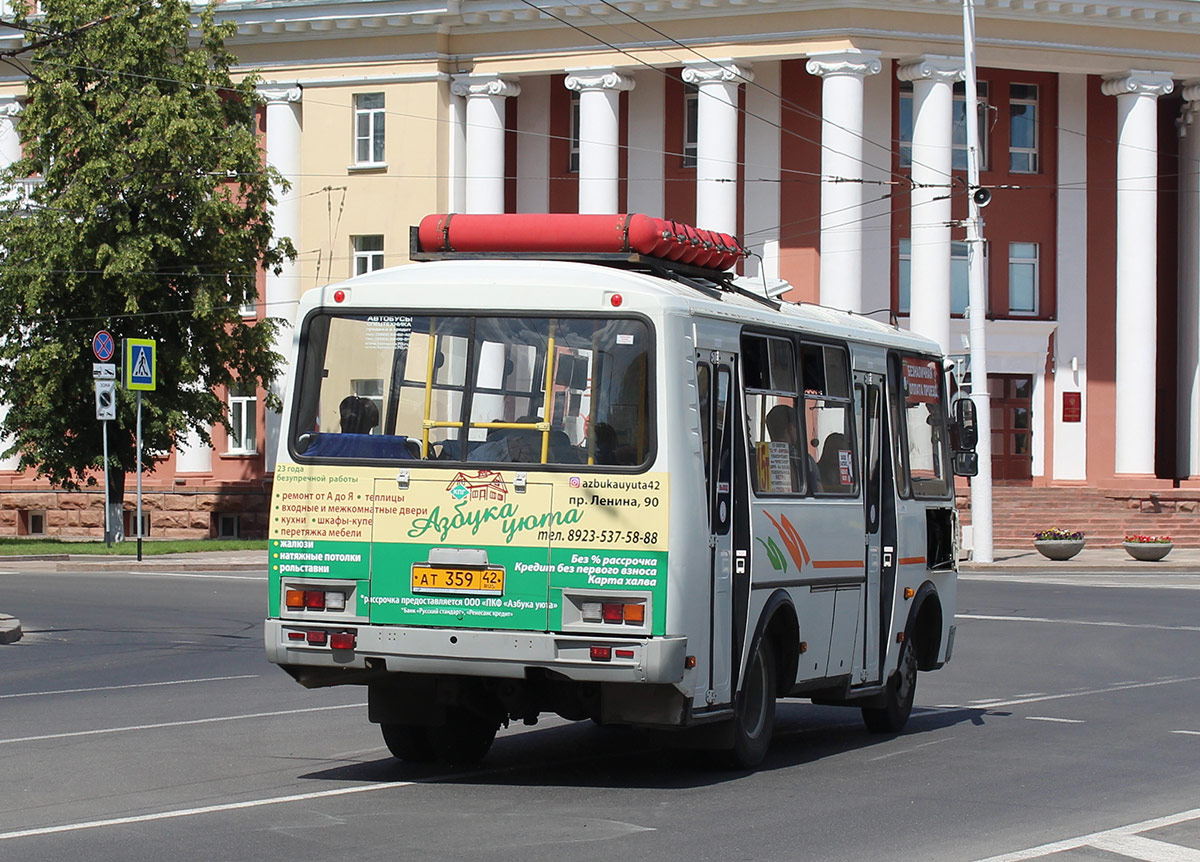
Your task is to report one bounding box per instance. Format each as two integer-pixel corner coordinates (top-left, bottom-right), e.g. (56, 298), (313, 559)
(123, 338), (157, 391)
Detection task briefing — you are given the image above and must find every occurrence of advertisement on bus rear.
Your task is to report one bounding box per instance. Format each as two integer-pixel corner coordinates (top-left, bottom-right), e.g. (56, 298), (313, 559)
(269, 463), (669, 634)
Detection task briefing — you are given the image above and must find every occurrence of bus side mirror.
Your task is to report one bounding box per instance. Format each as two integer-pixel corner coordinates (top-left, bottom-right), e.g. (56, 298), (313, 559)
(952, 398), (978, 450)
(952, 450), (979, 477)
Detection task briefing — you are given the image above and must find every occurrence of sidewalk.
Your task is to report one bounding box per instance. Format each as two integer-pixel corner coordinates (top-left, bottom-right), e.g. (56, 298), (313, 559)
(960, 545), (1200, 572)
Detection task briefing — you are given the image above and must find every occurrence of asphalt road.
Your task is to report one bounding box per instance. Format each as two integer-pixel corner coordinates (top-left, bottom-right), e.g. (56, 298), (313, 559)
(1, 566), (1198, 862)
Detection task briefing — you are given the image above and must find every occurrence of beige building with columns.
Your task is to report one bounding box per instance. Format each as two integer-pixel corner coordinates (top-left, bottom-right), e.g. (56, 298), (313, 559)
(0, 0), (1199, 543)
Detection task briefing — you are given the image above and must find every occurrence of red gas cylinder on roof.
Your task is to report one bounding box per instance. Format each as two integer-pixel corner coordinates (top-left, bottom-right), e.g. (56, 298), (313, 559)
(415, 213), (747, 272)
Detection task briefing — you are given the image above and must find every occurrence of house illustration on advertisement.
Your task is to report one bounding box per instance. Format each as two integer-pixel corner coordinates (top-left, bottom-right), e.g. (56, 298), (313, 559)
(446, 470), (508, 503)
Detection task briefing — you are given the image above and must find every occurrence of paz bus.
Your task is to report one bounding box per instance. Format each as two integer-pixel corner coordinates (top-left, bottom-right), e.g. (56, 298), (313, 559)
(265, 213), (978, 769)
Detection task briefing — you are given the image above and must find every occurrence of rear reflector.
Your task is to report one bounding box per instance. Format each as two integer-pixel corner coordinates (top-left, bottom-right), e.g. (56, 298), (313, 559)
(590, 646), (612, 661)
(306, 630), (328, 646)
(615, 649), (635, 658)
(330, 632), (357, 650)
(287, 631), (305, 641)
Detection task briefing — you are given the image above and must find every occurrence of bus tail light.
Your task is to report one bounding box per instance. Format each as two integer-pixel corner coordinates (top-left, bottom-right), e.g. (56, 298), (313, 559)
(590, 646), (611, 661)
(306, 630), (328, 646)
(581, 601), (602, 622)
(330, 631), (357, 650)
(304, 590), (326, 609)
(601, 602), (623, 622)
(324, 591), (347, 611)
(622, 604), (645, 625)
(285, 590), (305, 609)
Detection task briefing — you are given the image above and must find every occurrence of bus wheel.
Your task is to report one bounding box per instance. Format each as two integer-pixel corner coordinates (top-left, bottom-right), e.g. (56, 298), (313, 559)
(862, 636), (917, 733)
(380, 723), (435, 763)
(724, 640), (777, 769)
(426, 707), (499, 765)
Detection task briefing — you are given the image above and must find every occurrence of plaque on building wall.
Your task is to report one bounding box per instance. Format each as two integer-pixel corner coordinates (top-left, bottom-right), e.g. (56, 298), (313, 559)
(1062, 391), (1082, 423)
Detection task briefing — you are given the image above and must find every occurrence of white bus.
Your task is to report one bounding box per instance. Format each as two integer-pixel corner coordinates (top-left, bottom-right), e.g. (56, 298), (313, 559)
(265, 214), (977, 769)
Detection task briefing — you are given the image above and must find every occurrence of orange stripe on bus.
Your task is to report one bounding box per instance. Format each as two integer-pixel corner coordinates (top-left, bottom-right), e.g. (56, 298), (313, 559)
(898, 556), (926, 566)
(811, 560), (863, 569)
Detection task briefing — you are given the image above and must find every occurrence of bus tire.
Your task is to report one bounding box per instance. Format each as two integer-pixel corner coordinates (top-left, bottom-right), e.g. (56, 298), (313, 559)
(861, 635), (917, 734)
(723, 639), (777, 769)
(381, 723), (435, 763)
(426, 707), (499, 765)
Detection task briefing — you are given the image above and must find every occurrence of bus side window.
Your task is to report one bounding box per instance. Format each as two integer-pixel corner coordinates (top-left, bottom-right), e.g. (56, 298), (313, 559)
(800, 343), (858, 496)
(742, 333), (804, 495)
(697, 361), (712, 489)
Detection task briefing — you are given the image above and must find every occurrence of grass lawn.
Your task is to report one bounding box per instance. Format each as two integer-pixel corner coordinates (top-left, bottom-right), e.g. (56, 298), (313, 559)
(0, 537), (268, 556)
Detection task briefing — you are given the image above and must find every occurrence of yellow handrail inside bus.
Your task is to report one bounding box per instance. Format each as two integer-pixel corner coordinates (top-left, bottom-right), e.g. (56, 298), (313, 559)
(539, 320), (556, 464)
(421, 318), (437, 457)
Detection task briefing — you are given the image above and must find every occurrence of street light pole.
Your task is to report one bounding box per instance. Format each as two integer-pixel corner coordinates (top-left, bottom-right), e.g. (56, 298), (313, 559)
(962, 0), (994, 562)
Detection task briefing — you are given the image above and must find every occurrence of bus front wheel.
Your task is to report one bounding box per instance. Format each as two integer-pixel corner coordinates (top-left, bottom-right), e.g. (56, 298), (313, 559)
(861, 636), (917, 733)
(723, 640), (777, 769)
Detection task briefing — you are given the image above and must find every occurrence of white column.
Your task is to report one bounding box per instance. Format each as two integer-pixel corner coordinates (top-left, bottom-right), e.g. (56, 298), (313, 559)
(683, 60), (752, 236)
(0, 95), (21, 168)
(1102, 71), (1174, 476)
(627, 70), (665, 217)
(258, 84), (303, 472)
(448, 89), (467, 213)
(565, 69), (634, 215)
(1178, 81), (1200, 479)
(1053, 74), (1089, 482)
(861, 69), (894, 317)
(0, 96), (22, 471)
(451, 74), (521, 215)
(807, 51), (882, 313)
(897, 56), (963, 354)
(516, 76), (550, 214)
(743, 60), (780, 281)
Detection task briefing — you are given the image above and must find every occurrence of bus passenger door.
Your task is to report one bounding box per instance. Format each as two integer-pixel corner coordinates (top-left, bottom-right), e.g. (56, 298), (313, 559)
(856, 373), (892, 686)
(697, 352), (735, 706)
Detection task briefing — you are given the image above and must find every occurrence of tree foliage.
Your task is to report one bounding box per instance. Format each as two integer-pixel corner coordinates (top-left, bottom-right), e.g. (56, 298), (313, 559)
(0, 0), (293, 490)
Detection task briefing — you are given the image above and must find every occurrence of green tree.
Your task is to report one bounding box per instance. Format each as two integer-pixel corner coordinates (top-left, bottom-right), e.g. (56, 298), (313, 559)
(0, 0), (293, 493)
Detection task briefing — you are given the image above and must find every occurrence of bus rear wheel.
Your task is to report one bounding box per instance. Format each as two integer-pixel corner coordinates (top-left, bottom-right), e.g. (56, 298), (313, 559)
(381, 708), (499, 765)
(861, 636), (917, 733)
(722, 640), (776, 769)
(381, 723), (434, 763)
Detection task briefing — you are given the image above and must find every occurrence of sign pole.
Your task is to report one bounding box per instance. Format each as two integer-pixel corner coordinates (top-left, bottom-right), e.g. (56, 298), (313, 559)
(136, 390), (143, 562)
(102, 420), (110, 547)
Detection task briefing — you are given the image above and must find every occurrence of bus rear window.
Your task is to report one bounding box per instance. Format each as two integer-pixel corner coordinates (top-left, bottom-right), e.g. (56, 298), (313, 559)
(290, 313), (653, 468)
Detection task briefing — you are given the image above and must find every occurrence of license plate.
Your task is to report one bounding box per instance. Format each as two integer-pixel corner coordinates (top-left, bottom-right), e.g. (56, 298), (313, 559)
(411, 565), (505, 596)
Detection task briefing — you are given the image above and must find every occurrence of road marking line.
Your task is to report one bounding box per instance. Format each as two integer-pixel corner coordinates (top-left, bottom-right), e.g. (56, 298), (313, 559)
(1024, 716), (1084, 724)
(1089, 834), (1200, 861)
(0, 674), (259, 700)
(936, 675), (1200, 712)
(973, 807), (1200, 861)
(866, 738), (952, 762)
(1171, 730), (1200, 736)
(0, 781), (414, 842)
(958, 614), (1200, 633)
(0, 702), (365, 745)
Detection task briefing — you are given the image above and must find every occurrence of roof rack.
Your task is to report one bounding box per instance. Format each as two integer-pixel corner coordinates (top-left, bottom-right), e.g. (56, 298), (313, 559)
(408, 213), (778, 309)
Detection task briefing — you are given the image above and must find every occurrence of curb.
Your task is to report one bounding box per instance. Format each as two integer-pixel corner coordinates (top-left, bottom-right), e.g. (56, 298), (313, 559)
(54, 559), (266, 573)
(0, 612), (22, 644)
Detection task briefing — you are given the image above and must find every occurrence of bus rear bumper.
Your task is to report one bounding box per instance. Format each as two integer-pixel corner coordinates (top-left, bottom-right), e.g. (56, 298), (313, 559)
(264, 619), (688, 685)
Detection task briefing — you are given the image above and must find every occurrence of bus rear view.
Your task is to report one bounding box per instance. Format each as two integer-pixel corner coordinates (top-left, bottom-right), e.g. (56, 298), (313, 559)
(266, 214), (975, 769)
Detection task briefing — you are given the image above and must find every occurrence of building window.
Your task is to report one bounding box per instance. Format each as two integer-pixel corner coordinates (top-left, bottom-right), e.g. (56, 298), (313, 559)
(216, 513), (240, 539)
(353, 235), (384, 276)
(1008, 242), (1038, 315)
(568, 91), (580, 173)
(1009, 84), (1039, 173)
(900, 82), (989, 171)
(683, 82), (698, 168)
(19, 509), (46, 536)
(228, 385), (257, 454)
(898, 239), (975, 316)
(351, 378), (384, 434)
(354, 93), (386, 166)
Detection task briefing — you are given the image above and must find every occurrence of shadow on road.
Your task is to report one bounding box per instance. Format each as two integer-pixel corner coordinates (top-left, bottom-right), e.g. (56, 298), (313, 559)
(299, 701), (993, 790)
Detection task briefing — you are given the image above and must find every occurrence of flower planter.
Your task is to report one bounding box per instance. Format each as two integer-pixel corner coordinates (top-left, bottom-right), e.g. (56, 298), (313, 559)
(1123, 541), (1172, 562)
(1033, 539), (1085, 561)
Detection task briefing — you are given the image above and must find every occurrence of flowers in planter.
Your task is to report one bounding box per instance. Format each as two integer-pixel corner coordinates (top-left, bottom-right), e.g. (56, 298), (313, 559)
(1124, 534), (1171, 544)
(1034, 528), (1085, 541)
